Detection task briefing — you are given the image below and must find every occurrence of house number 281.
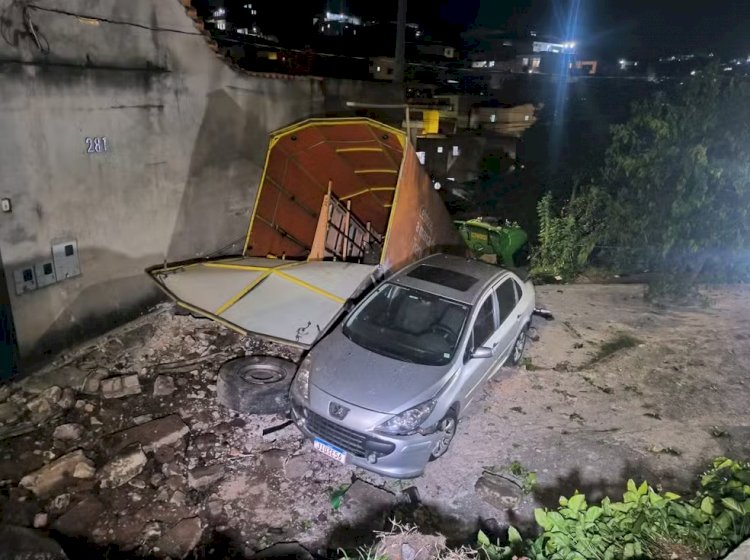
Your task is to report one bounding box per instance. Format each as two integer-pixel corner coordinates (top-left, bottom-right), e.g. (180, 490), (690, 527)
(85, 137), (109, 153)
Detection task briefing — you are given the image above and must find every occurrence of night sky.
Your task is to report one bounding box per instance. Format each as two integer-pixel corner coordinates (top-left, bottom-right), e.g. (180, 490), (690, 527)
(343, 0), (750, 60)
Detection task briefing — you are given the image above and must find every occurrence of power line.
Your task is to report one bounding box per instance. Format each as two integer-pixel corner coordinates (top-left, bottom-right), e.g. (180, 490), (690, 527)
(27, 3), (204, 36)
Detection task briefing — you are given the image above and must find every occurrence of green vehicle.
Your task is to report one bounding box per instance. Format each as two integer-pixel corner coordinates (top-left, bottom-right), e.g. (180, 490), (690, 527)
(455, 217), (528, 266)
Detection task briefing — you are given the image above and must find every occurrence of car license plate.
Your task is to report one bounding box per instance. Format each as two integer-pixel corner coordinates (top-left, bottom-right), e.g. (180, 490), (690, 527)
(313, 438), (346, 464)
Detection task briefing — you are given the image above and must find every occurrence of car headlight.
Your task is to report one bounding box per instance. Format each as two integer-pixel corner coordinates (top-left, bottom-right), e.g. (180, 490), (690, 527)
(375, 400), (437, 436)
(292, 356), (312, 402)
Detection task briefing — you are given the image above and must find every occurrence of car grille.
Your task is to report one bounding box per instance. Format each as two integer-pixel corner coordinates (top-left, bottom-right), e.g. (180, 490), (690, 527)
(306, 411), (370, 457)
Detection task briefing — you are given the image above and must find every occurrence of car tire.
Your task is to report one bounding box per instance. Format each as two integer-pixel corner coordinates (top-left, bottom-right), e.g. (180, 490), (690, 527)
(428, 410), (458, 461)
(507, 325), (528, 366)
(216, 356), (297, 415)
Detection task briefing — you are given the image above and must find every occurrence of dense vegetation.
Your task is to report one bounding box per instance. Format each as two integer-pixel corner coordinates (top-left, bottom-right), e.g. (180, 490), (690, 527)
(531, 69), (750, 298)
(478, 457), (750, 560)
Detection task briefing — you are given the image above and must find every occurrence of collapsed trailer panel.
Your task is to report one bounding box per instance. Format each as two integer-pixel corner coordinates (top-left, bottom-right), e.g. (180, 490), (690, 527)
(148, 118), (463, 348)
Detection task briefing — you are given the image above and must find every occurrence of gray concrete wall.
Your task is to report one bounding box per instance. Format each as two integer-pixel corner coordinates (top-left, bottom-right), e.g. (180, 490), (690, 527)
(0, 0), (400, 369)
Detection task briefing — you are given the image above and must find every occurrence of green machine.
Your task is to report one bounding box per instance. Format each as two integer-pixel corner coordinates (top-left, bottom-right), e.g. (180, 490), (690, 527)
(455, 217), (528, 266)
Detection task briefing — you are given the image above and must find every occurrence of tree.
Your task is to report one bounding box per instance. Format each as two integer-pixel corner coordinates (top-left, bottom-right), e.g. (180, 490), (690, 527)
(534, 69), (750, 297)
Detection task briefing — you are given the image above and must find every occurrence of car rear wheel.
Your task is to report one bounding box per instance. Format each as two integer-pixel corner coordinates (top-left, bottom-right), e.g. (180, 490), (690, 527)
(429, 411), (457, 461)
(216, 356), (296, 414)
(508, 326), (528, 366)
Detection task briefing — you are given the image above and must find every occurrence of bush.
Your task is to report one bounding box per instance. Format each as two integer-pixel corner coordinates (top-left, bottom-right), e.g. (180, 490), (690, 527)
(477, 457), (750, 560)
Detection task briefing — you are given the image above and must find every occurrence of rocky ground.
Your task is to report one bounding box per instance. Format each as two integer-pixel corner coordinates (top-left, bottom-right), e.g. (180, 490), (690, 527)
(0, 284), (749, 559)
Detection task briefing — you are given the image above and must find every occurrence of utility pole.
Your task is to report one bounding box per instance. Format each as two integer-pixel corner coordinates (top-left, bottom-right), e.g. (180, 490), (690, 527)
(394, 0), (407, 83)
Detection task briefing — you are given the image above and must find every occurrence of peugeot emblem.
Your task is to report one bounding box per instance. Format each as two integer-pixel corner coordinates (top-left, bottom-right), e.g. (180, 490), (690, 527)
(329, 402), (349, 420)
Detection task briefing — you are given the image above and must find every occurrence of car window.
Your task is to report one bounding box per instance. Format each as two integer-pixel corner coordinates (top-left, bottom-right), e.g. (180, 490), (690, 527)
(342, 283), (469, 366)
(472, 295), (496, 349)
(495, 279), (518, 325)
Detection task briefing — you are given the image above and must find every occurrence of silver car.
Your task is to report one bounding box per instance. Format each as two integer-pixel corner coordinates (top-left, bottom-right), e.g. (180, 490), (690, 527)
(290, 254), (535, 478)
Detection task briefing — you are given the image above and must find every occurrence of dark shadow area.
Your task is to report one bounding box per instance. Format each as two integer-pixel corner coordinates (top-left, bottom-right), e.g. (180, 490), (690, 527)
(532, 461), (679, 511)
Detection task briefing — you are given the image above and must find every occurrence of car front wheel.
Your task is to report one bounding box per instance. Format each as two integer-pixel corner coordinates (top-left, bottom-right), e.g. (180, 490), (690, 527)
(429, 411), (457, 461)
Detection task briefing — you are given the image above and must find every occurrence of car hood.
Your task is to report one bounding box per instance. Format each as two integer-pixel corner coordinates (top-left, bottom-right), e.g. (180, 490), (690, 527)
(309, 328), (454, 414)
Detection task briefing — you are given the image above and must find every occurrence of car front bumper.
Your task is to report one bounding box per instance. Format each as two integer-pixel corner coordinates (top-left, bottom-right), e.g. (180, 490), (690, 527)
(290, 399), (437, 479)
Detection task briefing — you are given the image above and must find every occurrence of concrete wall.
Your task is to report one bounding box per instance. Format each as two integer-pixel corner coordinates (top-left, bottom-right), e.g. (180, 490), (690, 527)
(0, 0), (400, 370)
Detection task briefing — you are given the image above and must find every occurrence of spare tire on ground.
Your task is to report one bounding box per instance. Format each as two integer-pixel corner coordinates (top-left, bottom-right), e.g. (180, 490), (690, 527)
(216, 356), (297, 415)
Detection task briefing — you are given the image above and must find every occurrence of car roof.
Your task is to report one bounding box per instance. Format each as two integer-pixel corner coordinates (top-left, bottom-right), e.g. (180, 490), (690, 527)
(389, 254), (514, 305)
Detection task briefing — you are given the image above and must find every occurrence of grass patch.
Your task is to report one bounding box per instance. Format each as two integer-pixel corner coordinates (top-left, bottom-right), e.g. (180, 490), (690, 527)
(589, 332), (641, 365)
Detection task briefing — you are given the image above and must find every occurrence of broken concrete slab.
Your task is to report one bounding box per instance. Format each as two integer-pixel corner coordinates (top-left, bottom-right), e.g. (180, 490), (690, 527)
(0, 525), (69, 560)
(724, 538), (750, 560)
(0, 385), (11, 402)
(261, 448), (289, 471)
(99, 444), (148, 489)
(81, 368), (109, 395)
(26, 396), (55, 423)
(57, 388), (76, 410)
(72, 462), (96, 479)
(40, 386), (62, 404)
(0, 402), (21, 424)
(33, 513), (49, 528)
(52, 496), (106, 538)
(153, 375), (176, 397)
(187, 464), (225, 490)
(154, 517), (203, 559)
(474, 474), (523, 510)
(19, 449), (94, 497)
(53, 423), (84, 442)
(105, 414), (190, 454)
(21, 365), (88, 393)
(101, 374), (142, 399)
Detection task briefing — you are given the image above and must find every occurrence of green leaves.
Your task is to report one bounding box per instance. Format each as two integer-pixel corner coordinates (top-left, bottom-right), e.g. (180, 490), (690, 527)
(329, 484), (350, 510)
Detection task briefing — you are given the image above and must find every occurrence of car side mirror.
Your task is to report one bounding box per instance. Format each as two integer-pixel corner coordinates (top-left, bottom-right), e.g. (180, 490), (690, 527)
(471, 346), (493, 359)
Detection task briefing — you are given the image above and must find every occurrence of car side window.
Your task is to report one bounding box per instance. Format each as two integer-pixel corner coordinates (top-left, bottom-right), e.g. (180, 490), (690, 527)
(495, 279), (518, 325)
(472, 295), (496, 349)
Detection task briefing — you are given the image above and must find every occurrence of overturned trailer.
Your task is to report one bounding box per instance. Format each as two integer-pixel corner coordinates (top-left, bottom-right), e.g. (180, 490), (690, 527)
(148, 118), (463, 348)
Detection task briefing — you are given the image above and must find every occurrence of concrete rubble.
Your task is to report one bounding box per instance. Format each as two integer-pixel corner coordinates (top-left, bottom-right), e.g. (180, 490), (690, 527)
(1, 285), (747, 558)
(99, 444), (148, 488)
(100, 374), (142, 399)
(19, 450), (95, 497)
(154, 516), (204, 559)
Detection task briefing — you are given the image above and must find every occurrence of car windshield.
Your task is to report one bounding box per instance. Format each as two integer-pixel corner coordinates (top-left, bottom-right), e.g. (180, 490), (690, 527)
(342, 283), (469, 366)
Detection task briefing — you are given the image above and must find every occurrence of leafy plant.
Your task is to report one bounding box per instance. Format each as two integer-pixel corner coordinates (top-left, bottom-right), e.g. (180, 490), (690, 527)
(330, 484), (351, 510)
(474, 457), (750, 560)
(531, 68), (750, 296)
(484, 461), (539, 495)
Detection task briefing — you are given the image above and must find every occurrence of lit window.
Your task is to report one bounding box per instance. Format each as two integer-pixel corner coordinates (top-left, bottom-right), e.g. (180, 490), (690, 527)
(488, 61), (495, 68)
(251, 9), (257, 15)
(416, 152), (426, 164)
(215, 19), (226, 30)
(237, 27), (248, 35)
(452, 146), (460, 156)
(213, 8), (225, 17)
(524, 115), (530, 121)
(490, 114), (496, 123)
(437, 146), (444, 153)
(243, 3), (252, 8)
(376, 66), (381, 72)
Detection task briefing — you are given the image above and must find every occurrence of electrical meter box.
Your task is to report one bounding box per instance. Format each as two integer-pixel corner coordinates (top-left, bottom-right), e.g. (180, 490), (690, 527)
(35, 260), (57, 288)
(52, 239), (81, 280)
(13, 266), (37, 295)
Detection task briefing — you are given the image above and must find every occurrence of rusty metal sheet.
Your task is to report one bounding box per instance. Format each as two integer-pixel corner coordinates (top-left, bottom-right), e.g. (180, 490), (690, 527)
(381, 142), (465, 272)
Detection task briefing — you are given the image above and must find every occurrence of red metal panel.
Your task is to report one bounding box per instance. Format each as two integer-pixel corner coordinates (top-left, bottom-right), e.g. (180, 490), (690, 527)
(381, 142), (465, 272)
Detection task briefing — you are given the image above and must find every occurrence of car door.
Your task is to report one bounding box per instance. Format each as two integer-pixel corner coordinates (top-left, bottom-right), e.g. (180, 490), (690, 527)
(461, 291), (498, 405)
(492, 277), (522, 365)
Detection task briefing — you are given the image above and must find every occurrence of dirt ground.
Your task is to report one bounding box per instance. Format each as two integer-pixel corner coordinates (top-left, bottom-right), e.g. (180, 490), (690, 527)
(0, 284), (749, 558)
